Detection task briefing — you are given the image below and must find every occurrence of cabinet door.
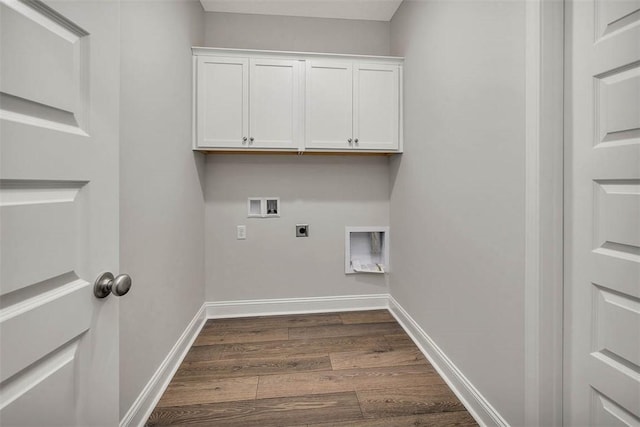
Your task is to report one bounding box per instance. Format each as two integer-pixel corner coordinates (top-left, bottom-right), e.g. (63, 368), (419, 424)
(305, 61), (353, 149)
(249, 58), (300, 149)
(197, 56), (248, 148)
(353, 63), (399, 150)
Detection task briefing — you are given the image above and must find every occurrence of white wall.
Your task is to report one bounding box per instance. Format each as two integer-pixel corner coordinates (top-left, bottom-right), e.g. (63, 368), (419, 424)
(203, 14), (392, 302)
(119, 0), (205, 419)
(205, 12), (390, 56)
(389, 1), (526, 425)
(205, 155), (389, 301)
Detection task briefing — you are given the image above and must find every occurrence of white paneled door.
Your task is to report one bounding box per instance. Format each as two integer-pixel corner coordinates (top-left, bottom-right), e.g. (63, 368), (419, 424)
(0, 0), (122, 425)
(565, 0), (640, 425)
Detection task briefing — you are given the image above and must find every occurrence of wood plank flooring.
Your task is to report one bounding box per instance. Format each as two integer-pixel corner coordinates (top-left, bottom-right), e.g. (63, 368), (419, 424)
(147, 310), (477, 426)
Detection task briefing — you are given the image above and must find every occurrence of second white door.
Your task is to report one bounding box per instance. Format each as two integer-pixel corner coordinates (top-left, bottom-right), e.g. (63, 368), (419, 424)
(0, 0), (122, 425)
(564, 0), (640, 424)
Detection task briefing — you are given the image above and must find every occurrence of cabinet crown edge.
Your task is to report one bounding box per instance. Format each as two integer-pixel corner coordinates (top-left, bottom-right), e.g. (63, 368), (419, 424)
(192, 46), (404, 64)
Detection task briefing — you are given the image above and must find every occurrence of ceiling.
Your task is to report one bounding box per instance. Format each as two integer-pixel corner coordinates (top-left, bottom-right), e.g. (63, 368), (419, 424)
(199, 0), (404, 21)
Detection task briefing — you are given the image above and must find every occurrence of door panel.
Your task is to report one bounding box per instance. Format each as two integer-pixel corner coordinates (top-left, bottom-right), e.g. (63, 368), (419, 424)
(0, 0), (86, 126)
(595, 63), (640, 147)
(594, 180), (640, 250)
(197, 56), (248, 148)
(0, 0), (120, 425)
(1, 341), (78, 426)
(592, 391), (640, 427)
(595, 0), (640, 40)
(593, 286), (640, 368)
(305, 61), (353, 149)
(353, 63), (399, 150)
(0, 280), (91, 382)
(249, 58), (300, 149)
(1, 196), (78, 294)
(565, 0), (640, 425)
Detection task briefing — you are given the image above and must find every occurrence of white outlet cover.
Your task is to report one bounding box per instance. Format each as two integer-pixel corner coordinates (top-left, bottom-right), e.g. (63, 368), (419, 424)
(237, 225), (246, 240)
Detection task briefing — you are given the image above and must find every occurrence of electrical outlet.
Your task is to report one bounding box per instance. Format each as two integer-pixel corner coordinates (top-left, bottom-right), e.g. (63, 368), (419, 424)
(296, 224), (309, 237)
(237, 225), (246, 240)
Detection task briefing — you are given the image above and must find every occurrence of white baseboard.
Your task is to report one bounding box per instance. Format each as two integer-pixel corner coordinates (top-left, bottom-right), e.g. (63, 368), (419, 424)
(388, 296), (509, 427)
(119, 304), (207, 427)
(205, 294), (390, 318)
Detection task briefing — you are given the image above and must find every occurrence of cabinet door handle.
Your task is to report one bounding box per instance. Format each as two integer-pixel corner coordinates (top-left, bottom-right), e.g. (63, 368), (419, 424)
(249, 137), (254, 144)
(242, 137), (248, 143)
(354, 138), (359, 144)
(348, 138), (353, 144)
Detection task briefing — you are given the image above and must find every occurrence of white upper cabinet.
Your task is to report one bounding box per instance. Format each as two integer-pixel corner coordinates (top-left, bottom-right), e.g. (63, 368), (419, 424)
(354, 63), (399, 151)
(306, 61), (401, 151)
(197, 56), (249, 148)
(249, 58), (300, 149)
(193, 48), (403, 153)
(196, 56), (300, 149)
(305, 61), (354, 149)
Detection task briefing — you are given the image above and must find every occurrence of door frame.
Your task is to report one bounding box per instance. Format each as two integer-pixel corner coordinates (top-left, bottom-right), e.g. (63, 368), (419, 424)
(524, 0), (565, 426)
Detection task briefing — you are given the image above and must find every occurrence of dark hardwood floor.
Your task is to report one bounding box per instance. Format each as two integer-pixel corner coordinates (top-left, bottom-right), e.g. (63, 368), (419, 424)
(147, 310), (477, 426)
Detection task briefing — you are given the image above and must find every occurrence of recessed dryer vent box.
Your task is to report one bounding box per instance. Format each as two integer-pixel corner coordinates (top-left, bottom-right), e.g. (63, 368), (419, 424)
(345, 226), (389, 274)
(247, 197), (280, 218)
